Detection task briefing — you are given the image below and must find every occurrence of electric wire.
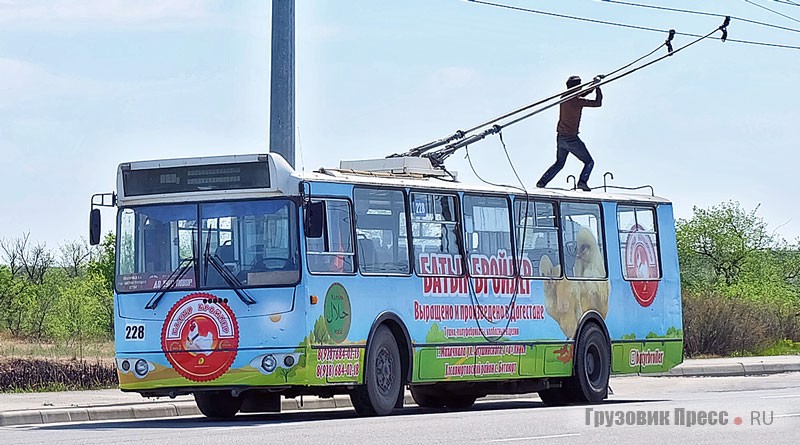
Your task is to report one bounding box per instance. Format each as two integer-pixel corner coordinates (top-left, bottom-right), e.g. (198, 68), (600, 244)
(468, 0), (800, 50)
(462, 142), (531, 342)
(602, 0), (800, 34)
(404, 0), (800, 162)
(744, 0), (800, 24)
(499, 23), (717, 129)
(397, 36), (672, 159)
(424, 17), (729, 166)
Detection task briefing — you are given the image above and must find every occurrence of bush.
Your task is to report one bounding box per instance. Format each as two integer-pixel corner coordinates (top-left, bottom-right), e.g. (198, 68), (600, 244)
(0, 358), (117, 392)
(683, 291), (800, 357)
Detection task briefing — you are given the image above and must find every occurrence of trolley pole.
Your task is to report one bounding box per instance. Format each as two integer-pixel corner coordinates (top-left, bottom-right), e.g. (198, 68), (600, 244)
(269, 0), (295, 168)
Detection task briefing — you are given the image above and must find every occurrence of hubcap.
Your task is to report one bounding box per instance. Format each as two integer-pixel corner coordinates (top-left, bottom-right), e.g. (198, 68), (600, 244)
(375, 347), (394, 394)
(586, 343), (602, 389)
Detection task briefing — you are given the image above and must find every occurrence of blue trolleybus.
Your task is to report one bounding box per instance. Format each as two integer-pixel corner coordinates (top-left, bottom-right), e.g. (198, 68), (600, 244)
(89, 153), (682, 417)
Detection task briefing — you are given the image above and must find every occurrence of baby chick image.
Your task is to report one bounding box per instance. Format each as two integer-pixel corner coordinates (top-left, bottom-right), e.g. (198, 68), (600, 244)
(540, 227), (610, 338)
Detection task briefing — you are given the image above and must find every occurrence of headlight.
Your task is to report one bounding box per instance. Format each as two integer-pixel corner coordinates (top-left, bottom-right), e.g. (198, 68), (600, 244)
(121, 360), (131, 372)
(283, 355), (295, 367)
(134, 359), (149, 377)
(261, 354), (277, 373)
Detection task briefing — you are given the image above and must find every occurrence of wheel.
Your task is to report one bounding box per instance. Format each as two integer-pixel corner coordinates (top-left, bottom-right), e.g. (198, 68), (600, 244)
(410, 386), (446, 408)
(444, 394), (477, 410)
(194, 391), (243, 419)
(571, 323), (610, 403)
(350, 326), (402, 416)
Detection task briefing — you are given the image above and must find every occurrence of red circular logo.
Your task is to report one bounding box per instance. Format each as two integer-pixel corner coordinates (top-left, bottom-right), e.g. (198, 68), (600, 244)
(161, 293), (239, 382)
(625, 225), (660, 307)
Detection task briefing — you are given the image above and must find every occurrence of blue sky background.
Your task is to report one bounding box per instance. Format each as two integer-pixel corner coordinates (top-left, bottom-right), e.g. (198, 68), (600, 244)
(1, 0), (799, 248)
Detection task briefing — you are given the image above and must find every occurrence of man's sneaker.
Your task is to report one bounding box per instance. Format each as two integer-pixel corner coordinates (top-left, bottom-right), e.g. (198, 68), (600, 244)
(577, 182), (591, 192)
(536, 182), (546, 188)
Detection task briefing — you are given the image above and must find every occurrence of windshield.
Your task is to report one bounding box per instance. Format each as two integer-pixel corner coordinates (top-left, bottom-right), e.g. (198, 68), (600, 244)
(117, 204), (197, 293)
(201, 200), (299, 288)
(117, 199), (299, 293)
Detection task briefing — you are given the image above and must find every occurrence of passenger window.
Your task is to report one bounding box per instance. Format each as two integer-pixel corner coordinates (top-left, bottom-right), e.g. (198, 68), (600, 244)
(306, 200), (355, 274)
(618, 206), (661, 280)
(410, 192), (462, 276)
(463, 195), (514, 278)
(514, 199), (561, 278)
(354, 188), (410, 274)
(560, 202), (606, 279)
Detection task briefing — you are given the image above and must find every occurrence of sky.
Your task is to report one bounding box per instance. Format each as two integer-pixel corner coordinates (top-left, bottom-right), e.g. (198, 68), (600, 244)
(1, 0), (799, 249)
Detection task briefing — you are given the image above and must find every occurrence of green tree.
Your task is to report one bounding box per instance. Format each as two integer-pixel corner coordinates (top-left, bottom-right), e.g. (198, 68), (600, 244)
(54, 275), (105, 359)
(0, 234), (56, 338)
(28, 271), (65, 339)
(87, 233), (115, 293)
(677, 200), (800, 305)
(0, 266), (30, 337)
(86, 233), (115, 336)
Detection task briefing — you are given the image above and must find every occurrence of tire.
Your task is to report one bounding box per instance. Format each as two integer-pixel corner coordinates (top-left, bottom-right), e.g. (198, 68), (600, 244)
(350, 326), (403, 416)
(571, 323), (610, 403)
(194, 391), (243, 419)
(410, 386), (446, 408)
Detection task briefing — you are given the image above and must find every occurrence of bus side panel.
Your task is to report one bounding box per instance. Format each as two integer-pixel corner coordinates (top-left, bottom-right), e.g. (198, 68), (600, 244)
(299, 188), (683, 386)
(603, 202), (683, 375)
(301, 273), (575, 384)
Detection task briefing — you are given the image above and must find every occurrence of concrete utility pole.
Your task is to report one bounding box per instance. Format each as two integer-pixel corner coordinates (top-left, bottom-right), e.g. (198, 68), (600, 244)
(269, 0), (295, 168)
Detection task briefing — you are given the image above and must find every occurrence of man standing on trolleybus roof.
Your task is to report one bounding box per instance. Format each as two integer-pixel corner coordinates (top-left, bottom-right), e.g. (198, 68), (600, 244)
(536, 75), (604, 192)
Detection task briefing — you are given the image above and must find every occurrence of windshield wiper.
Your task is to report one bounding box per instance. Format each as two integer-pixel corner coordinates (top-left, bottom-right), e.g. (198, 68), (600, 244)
(145, 257), (195, 310)
(202, 230), (256, 305)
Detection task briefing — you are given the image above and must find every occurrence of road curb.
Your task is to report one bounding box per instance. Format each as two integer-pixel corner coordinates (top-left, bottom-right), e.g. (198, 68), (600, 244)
(0, 393), (420, 427)
(658, 362), (800, 377)
(3, 361), (800, 427)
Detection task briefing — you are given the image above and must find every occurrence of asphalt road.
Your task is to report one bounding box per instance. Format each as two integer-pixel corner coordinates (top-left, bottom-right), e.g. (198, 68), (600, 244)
(3, 373), (800, 444)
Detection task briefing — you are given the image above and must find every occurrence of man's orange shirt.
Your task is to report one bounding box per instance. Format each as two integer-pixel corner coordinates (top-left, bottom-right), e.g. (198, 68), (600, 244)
(556, 95), (602, 136)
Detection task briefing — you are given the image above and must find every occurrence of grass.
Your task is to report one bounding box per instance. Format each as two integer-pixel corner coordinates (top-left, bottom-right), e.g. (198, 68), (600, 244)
(757, 339), (800, 356)
(0, 332), (114, 364)
(2, 382), (73, 393)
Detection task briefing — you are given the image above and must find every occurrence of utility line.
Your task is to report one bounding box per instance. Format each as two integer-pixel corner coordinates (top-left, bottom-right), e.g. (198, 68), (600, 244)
(602, 0), (800, 34)
(744, 0), (800, 24)
(468, 0), (800, 50)
(423, 18), (730, 166)
(399, 1), (800, 160)
(392, 35), (671, 159)
(771, 0), (800, 6)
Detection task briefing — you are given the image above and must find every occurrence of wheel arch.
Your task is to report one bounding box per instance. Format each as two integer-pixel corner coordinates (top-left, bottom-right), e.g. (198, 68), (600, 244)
(366, 312), (414, 383)
(574, 311), (611, 354)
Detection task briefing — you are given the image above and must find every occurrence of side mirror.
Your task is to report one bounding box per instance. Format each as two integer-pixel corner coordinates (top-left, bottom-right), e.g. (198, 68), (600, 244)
(305, 201), (325, 238)
(90, 208), (102, 245)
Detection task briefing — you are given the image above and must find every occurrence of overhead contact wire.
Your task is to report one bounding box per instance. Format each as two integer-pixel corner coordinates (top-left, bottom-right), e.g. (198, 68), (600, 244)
(469, 0), (800, 50)
(744, 0), (800, 24)
(423, 18), (729, 165)
(603, 0), (800, 34)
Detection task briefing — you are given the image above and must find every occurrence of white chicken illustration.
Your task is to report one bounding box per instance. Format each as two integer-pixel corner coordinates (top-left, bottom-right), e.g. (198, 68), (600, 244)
(573, 227), (606, 278)
(185, 320), (214, 355)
